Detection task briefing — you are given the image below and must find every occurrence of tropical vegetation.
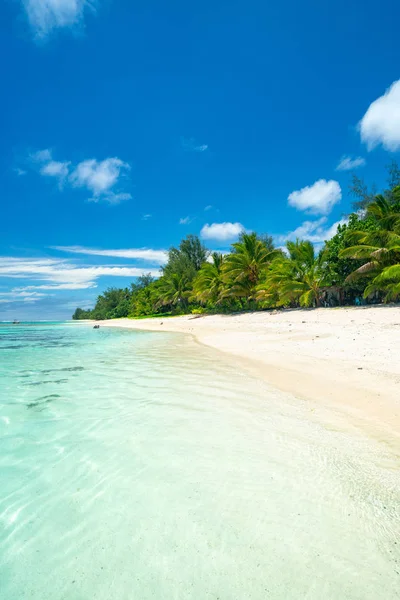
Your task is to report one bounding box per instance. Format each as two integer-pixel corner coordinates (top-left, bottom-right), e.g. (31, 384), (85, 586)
(73, 177), (400, 320)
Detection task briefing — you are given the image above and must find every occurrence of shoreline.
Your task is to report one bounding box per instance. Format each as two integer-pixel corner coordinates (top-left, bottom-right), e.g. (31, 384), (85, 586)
(99, 306), (400, 449)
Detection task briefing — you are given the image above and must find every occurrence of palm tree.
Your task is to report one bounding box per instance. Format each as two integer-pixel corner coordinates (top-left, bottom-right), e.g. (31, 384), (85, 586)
(155, 272), (192, 309)
(363, 265), (400, 301)
(257, 240), (327, 308)
(222, 232), (278, 300)
(192, 252), (225, 304)
(339, 193), (400, 299)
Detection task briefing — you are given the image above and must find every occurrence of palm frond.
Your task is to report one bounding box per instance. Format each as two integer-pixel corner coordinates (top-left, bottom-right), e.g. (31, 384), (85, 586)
(339, 245), (380, 260)
(345, 261), (379, 282)
(372, 264), (400, 283)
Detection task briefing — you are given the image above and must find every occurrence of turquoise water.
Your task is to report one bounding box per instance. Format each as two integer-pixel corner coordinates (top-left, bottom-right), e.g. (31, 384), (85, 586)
(0, 322), (399, 599)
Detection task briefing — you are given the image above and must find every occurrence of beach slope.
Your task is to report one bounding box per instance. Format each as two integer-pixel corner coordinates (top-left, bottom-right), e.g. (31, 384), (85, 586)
(100, 307), (400, 443)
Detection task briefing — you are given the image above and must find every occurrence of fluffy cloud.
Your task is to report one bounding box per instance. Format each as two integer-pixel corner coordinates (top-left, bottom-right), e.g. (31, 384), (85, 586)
(22, 0), (94, 38)
(200, 222), (244, 241)
(70, 158), (131, 202)
(276, 217), (348, 245)
(336, 156), (366, 171)
(179, 216), (192, 225)
(288, 179), (342, 215)
(359, 80), (400, 151)
(51, 245), (168, 264)
(32, 149), (131, 204)
(40, 160), (70, 185)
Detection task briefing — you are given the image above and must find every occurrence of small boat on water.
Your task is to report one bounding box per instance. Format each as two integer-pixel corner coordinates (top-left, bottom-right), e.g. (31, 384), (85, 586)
(12, 320), (20, 324)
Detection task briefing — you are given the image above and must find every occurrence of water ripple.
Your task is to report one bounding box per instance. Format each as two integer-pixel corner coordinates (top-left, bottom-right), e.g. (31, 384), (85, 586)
(0, 323), (399, 599)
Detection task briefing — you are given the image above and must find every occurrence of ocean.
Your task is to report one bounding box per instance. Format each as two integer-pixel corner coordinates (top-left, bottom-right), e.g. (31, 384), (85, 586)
(0, 322), (399, 599)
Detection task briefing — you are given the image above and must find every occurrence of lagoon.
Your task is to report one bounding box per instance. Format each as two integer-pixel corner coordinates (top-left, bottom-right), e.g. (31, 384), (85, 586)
(0, 322), (399, 599)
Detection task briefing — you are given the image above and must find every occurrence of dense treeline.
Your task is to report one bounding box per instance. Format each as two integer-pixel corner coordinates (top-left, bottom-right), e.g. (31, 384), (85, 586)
(73, 183), (400, 321)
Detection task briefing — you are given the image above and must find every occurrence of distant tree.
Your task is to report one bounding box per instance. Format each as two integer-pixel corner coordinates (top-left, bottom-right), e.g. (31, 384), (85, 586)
(349, 162), (400, 211)
(130, 273), (155, 294)
(163, 235), (208, 281)
(72, 307), (92, 320)
(179, 234), (208, 271)
(258, 233), (275, 252)
(137, 273), (155, 289)
(91, 287), (131, 320)
(386, 160), (400, 192)
(349, 174), (377, 211)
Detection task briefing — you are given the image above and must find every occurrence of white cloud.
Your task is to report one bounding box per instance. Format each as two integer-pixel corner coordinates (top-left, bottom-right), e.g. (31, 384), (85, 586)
(179, 216), (192, 225)
(336, 156), (366, 171)
(40, 160), (70, 185)
(288, 179), (341, 215)
(141, 214), (152, 220)
(22, 0), (94, 38)
(51, 245), (168, 264)
(31, 150), (131, 204)
(14, 283), (94, 291)
(200, 222), (244, 241)
(31, 149), (70, 186)
(70, 158), (131, 202)
(276, 217), (348, 245)
(91, 191), (131, 204)
(359, 80), (400, 151)
(0, 290), (48, 304)
(0, 256), (161, 291)
(181, 137), (208, 152)
(204, 205), (213, 211)
(0, 298), (41, 304)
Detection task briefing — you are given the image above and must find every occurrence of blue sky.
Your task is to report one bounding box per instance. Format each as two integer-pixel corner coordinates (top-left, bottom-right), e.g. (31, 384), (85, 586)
(1, 0), (399, 319)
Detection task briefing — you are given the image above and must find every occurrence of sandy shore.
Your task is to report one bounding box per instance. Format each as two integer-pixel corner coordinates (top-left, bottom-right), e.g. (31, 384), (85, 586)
(100, 307), (400, 447)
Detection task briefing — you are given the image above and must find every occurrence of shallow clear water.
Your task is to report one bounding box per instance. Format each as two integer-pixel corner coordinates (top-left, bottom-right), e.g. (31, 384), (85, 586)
(0, 322), (399, 599)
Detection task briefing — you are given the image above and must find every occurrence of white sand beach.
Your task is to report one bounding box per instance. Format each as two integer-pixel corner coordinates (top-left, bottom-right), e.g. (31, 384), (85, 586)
(101, 306), (400, 446)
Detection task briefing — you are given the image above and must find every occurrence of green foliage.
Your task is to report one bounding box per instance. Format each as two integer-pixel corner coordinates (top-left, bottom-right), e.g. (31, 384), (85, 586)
(322, 213), (378, 289)
(90, 287), (131, 320)
(156, 272), (192, 309)
(129, 280), (159, 316)
(339, 192), (400, 301)
(163, 234), (208, 281)
(72, 307), (92, 320)
(192, 252), (225, 305)
(222, 232), (279, 301)
(258, 240), (327, 308)
(72, 184), (400, 319)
